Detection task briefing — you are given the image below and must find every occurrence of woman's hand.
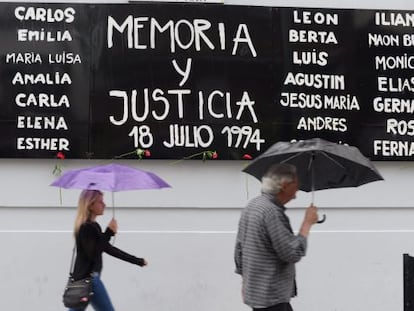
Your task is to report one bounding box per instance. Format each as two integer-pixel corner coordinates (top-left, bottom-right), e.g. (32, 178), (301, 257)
(138, 258), (148, 267)
(108, 218), (118, 234)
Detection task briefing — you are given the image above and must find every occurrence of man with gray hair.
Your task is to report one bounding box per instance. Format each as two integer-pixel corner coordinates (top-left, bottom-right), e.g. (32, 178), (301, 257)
(234, 163), (319, 311)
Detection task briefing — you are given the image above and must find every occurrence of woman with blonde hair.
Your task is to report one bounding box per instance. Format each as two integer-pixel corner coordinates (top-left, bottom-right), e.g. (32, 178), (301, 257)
(68, 190), (147, 311)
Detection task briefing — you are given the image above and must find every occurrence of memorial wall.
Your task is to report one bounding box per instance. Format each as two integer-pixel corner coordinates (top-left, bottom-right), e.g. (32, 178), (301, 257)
(1, 3), (413, 159)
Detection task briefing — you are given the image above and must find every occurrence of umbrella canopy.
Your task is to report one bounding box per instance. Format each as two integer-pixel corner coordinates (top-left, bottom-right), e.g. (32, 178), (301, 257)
(243, 138), (383, 192)
(50, 163), (171, 192)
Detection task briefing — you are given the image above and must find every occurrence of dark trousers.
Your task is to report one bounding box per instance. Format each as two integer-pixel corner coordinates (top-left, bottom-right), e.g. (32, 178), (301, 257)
(253, 302), (293, 311)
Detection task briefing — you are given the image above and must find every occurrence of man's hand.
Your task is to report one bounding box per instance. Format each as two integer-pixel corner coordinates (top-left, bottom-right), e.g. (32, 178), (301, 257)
(299, 204), (319, 237)
(304, 204), (319, 225)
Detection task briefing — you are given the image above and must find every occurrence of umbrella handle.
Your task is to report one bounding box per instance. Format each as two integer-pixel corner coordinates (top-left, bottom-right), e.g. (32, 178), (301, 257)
(317, 214), (326, 224)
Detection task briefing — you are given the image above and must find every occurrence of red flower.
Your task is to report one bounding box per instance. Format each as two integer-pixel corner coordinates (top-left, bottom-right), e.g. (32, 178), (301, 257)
(242, 154), (252, 160)
(144, 150), (151, 157)
(212, 151), (218, 159)
(56, 152), (65, 160)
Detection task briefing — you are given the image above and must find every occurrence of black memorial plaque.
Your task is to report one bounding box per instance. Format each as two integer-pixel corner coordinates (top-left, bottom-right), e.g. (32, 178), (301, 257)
(1, 3), (413, 160)
(89, 4), (276, 159)
(0, 3), (90, 158)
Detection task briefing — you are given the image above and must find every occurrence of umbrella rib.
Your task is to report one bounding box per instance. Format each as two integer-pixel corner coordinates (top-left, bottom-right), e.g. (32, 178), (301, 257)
(319, 151), (345, 168)
(280, 151), (307, 163)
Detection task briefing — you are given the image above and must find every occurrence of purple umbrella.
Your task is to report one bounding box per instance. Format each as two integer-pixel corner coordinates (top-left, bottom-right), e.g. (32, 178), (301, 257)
(51, 163), (170, 191)
(50, 163), (171, 214)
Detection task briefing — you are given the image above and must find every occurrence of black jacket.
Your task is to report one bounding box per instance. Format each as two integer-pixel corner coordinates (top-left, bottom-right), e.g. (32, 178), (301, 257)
(72, 221), (145, 280)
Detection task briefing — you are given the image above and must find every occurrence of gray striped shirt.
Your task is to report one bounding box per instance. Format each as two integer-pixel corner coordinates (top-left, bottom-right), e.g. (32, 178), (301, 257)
(234, 192), (307, 308)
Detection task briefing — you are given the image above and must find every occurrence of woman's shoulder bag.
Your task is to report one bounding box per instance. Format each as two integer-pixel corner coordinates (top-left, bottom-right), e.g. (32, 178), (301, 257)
(62, 245), (94, 308)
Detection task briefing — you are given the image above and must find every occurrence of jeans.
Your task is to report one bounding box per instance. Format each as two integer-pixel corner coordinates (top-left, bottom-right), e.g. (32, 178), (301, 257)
(68, 273), (115, 311)
(253, 303), (293, 311)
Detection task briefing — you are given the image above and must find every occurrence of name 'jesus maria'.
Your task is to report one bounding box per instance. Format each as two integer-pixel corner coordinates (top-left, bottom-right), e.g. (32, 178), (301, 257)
(279, 92), (360, 110)
(12, 72), (71, 85)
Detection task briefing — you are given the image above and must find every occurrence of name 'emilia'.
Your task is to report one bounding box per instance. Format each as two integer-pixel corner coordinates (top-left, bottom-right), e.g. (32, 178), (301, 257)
(17, 29), (72, 41)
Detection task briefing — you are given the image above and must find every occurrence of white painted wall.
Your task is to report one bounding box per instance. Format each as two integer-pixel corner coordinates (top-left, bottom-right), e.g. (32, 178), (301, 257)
(1, 1), (414, 311)
(1, 159), (414, 311)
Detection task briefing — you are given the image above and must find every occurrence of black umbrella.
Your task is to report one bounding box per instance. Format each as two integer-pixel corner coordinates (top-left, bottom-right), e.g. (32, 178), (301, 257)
(243, 138), (384, 223)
